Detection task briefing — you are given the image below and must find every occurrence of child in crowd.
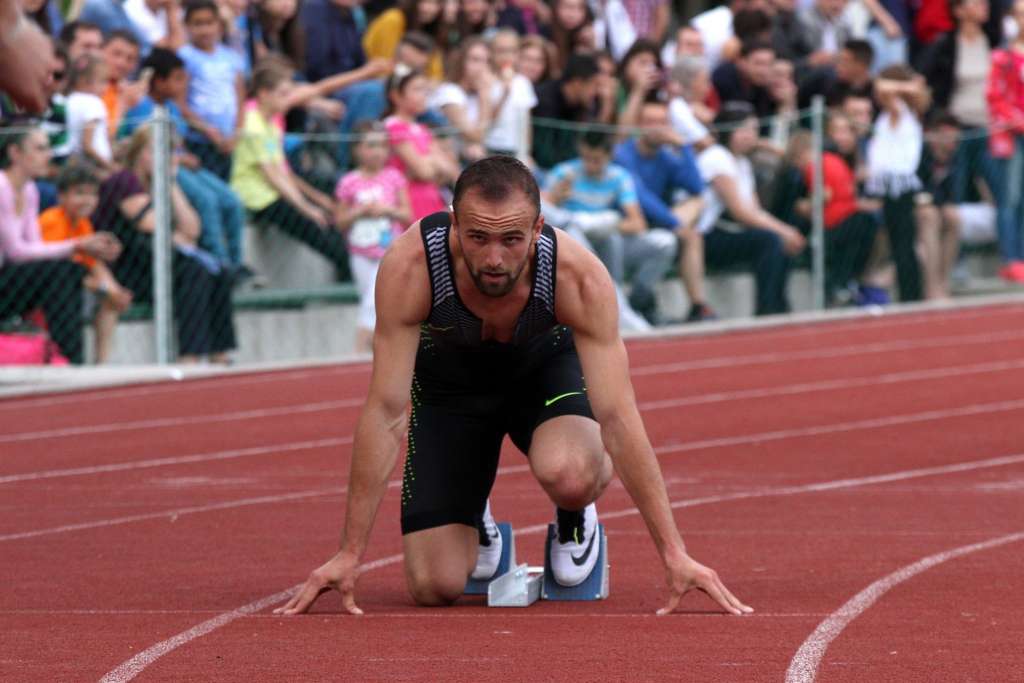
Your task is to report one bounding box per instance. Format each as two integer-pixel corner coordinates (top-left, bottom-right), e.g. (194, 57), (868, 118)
(66, 54), (115, 173)
(179, 0), (246, 179)
(334, 122), (412, 353)
(384, 67), (459, 221)
(39, 165), (133, 363)
(488, 29), (537, 162)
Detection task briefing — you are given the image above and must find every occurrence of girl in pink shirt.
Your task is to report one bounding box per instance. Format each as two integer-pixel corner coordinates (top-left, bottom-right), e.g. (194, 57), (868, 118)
(384, 68), (460, 221)
(334, 122), (412, 352)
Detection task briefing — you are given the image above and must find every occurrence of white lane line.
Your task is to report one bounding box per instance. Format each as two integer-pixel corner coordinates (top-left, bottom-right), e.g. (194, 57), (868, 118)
(0, 438), (352, 485)
(631, 329), (1024, 375)
(0, 465), (535, 542)
(0, 366), (367, 412)
(637, 358), (1024, 411)
(7, 394), (1024, 487)
(785, 531), (1024, 683)
(0, 399), (363, 444)
(96, 451), (1024, 682)
(655, 398), (1024, 455)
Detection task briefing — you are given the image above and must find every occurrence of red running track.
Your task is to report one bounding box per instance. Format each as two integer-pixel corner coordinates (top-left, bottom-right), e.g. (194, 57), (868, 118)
(2, 303), (1024, 682)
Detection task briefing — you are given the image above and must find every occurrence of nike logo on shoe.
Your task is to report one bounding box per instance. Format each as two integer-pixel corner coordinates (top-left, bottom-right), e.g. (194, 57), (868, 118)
(570, 529), (597, 566)
(545, 391), (583, 407)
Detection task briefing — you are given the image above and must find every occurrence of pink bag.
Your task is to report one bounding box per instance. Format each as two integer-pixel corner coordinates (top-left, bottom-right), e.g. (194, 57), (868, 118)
(0, 332), (70, 365)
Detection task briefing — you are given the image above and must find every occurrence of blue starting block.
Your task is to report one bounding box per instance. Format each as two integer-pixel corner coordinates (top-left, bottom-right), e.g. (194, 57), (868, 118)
(541, 523), (609, 601)
(464, 522), (515, 595)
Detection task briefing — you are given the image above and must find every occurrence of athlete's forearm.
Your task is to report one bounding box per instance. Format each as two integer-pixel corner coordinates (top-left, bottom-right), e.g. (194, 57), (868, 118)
(338, 405), (407, 558)
(602, 411), (687, 561)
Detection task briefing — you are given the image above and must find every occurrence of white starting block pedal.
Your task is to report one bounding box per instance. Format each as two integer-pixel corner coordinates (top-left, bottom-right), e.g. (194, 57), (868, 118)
(464, 522), (515, 595)
(541, 523), (609, 601)
(487, 564), (543, 607)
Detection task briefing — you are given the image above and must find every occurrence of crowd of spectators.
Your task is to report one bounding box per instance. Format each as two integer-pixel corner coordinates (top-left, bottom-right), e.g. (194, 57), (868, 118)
(2, 0), (1024, 362)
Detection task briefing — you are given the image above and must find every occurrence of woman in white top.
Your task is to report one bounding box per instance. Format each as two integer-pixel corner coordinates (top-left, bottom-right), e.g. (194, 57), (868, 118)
(697, 102), (806, 315)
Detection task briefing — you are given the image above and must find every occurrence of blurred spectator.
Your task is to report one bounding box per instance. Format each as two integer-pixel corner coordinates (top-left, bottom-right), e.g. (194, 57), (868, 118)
(622, 0), (670, 43)
(302, 0), (368, 82)
(1, 126), (121, 364)
(498, 0), (550, 35)
(59, 20), (104, 62)
(102, 29), (145, 140)
(66, 54), (116, 172)
(531, 52), (601, 170)
(123, 0), (186, 51)
(487, 29), (537, 161)
(395, 30), (436, 71)
(616, 39), (663, 130)
(798, 38), (874, 109)
(231, 62), (349, 272)
(797, 0), (856, 69)
(770, 0), (814, 64)
(257, 0), (306, 69)
(712, 39), (778, 122)
(431, 36), (500, 162)
(668, 56), (716, 140)
(691, 0), (770, 70)
(458, 0), (498, 37)
(384, 67), (458, 219)
(334, 121), (411, 352)
(40, 164), (133, 362)
(178, 0), (245, 179)
(543, 129), (675, 325)
(22, 0), (64, 37)
(78, 0), (141, 42)
(865, 65), (930, 302)
(121, 47), (250, 271)
(519, 34), (558, 84)
(94, 126), (237, 363)
(220, 0), (264, 75)
(363, 0), (453, 81)
(789, 128), (879, 305)
(547, 0), (593, 70)
(862, 0), (909, 74)
(986, 0), (1024, 282)
(697, 103), (804, 315)
(661, 24), (705, 69)
(614, 98), (716, 322)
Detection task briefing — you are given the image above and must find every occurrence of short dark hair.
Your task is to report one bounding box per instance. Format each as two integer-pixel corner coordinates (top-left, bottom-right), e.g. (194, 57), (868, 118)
(399, 30), (435, 54)
(250, 61), (292, 94)
(56, 163), (100, 192)
(713, 101), (756, 149)
(561, 53), (599, 83)
(740, 38), (773, 59)
(58, 20), (101, 48)
(184, 0), (220, 22)
(842, 39), (874, 67)
(452, 156), (540, 220)
(142, 47), (185, 82)
(104, 28), (140, 48)
(579, 128), (612, 152)
(0, 125), (35, 168)
(733, 9), (772, 44)
(617, 38), (662, 81)
(925, 109), (961, 130)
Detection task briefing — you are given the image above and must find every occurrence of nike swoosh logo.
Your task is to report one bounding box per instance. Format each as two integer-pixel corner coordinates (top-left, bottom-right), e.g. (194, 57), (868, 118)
(570, 529), (597, 566)
(545, 391), (583, 407)
(488, 527), (500, 540)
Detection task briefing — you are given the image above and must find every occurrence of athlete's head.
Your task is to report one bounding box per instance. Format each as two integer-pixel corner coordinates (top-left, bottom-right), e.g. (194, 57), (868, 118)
(451, 156), (543, 298)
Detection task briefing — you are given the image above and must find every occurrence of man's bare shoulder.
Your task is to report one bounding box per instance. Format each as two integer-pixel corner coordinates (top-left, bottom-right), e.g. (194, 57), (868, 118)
(376, 222), (432, 327)
(551, 228), (618, 337)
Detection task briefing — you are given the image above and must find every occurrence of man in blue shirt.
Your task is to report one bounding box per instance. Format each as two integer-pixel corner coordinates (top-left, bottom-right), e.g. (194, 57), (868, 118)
(543, 130), (676, 326)
(614, 99), (715, 322)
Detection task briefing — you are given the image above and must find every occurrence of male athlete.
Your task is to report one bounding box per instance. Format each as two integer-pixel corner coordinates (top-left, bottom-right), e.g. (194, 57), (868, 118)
(276, 157), (752, 616)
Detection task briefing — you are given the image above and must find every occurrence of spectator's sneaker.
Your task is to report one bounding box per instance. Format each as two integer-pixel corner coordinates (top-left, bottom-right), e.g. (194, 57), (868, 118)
(855, 285), (891, 306)
(549, 503), (599, 587)
(998, 261), (1024, 284)
(685, 303), (718, 322)
(471, 500), (503, 581)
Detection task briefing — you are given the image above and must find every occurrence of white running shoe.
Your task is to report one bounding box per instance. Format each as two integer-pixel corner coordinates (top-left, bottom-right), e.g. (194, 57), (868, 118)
(549, 503), (599, 587)
(471, 500), (503, 580)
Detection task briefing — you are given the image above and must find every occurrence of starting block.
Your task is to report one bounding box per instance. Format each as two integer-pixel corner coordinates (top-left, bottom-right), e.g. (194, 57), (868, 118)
(481, 523), (609, 606)
(542, 523), (609, 601)
(464, 522), (515, 595)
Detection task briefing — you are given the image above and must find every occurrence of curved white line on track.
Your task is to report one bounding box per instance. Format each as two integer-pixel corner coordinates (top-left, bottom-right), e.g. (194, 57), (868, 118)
(7, 395), (1024, 488)
(0, 399), (363, 444)
(96, 451), (1024, 682)
(0, 437), (351, 485)
(631, 329), (1024, 375)
(785, 531), (1024, 683)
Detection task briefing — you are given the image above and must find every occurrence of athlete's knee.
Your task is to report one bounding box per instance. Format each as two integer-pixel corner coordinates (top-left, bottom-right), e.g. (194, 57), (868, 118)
(533, 449), (607, 509)
(406, 570), (465, 607)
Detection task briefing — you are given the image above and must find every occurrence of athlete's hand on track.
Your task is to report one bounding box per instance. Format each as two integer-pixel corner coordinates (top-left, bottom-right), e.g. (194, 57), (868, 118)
(274, 551), (363, 616)
(658, 553), (753, 616)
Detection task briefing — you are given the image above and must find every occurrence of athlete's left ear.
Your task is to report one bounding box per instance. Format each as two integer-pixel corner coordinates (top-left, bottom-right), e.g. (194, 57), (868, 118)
(532, 211), (544, 239)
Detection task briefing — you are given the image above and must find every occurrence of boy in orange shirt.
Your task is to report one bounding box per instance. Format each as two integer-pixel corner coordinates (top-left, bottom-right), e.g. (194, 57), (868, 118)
(40, 165), (133, 363)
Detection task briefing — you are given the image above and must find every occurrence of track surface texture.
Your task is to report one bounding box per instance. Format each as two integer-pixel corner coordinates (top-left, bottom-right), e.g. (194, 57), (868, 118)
(3, 303), (1024, 682)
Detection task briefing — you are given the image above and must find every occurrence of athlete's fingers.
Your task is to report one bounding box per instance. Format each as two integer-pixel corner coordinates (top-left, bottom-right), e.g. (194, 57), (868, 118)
(280, 583), (330, 616)
(342, 590), (363, 616)
(656, 590), (683, 616)
(718, 579), (754, 614)
(273, 590), (303, 614)
(700, 579), (742, 616)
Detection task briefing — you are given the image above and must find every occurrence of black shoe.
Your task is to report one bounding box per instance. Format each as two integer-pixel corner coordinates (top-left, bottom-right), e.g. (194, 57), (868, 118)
(685, 303), (717, 322)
